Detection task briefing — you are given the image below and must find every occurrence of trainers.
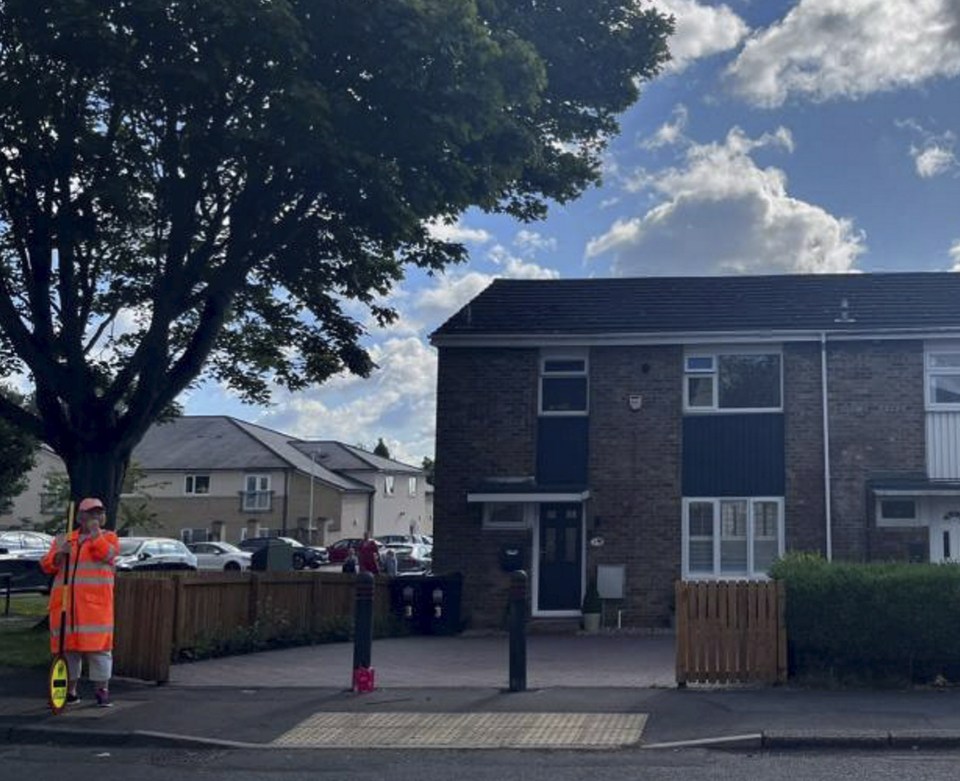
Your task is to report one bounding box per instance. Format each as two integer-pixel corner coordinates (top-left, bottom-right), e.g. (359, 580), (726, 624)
(66, 692), (81, 705)
(94, 688), (113, 708)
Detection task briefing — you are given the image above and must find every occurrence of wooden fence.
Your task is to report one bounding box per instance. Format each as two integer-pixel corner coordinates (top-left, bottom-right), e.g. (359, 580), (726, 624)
(675, 580), (786, 685)
(113, 571), (393, 683)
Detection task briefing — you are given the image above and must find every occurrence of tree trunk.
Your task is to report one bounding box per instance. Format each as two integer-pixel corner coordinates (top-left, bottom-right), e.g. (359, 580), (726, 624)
(63, 446), (130, 531)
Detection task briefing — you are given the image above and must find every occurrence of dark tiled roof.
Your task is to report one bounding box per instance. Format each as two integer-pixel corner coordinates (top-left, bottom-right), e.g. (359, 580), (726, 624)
(133, 417), (371, 492)
(431, 273), (960, 339)
(290, 441), (421, 474)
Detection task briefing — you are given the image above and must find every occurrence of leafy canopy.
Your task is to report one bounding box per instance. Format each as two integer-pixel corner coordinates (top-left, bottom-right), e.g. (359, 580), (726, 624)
(0, 0), (672, 472)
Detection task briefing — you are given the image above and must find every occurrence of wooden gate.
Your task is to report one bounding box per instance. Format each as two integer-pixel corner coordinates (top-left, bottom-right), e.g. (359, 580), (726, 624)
(675, 580), (786, 685)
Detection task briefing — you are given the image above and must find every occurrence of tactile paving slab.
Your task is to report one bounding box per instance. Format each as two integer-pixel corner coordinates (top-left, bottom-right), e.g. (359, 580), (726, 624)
(272, 712), (647, 749)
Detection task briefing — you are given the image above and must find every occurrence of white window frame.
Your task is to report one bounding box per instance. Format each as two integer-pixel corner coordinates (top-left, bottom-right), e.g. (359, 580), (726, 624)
(184, 474), (211, 495)
(682, 497), (785, 579)
(482, 502), (534, 530)
(243, 474), (271, 511)
(876, 497), (922, 527)
(539, 350), (589, 417)
(925, 347), (960, 410)
(408, 476), (417, 496)
(384, 475), (395, 496)
(683, 347), (783, 414)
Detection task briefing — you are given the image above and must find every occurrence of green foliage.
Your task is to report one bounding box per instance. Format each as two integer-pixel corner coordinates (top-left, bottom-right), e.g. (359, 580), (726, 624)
(771, 553), (960, 684)
(0, 386), (36, 513)
(421, 456), (435, 486)
(0, 0), (672, 518)
(373, 438), (391, 459)
(582, 579), (601, 614)
(178, 612), (408, 662)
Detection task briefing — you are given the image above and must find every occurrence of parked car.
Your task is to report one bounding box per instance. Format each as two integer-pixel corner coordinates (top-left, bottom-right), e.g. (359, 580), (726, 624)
(115, 537), (198, 571)
(0, 550), (52, 593)
(327, 537), (385, 564)
(237, 536), (328, 570)
(376, 534), (432, 548)
(186, 541), (252, 571)
(0, 530), (54, 555)
(386, 542), (433, 575)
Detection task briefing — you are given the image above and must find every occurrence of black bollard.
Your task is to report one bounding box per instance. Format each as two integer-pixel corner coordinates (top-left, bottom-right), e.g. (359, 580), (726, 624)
(508, 569), (528, 692)
(352, 571), (375, 689)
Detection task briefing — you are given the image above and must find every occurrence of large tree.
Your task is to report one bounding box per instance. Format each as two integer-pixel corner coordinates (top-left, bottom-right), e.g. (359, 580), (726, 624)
(0, 0), (672, 525)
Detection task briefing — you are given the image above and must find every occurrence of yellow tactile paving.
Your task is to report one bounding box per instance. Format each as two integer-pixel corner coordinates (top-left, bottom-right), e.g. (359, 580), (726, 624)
(272, 712), (647, 749)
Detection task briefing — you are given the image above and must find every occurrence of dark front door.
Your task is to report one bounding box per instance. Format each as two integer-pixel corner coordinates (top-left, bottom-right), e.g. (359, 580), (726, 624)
(538, 504), (582, 611)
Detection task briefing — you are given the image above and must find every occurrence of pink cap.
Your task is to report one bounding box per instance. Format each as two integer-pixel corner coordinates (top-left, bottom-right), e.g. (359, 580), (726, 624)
(78, 497), (105, 512)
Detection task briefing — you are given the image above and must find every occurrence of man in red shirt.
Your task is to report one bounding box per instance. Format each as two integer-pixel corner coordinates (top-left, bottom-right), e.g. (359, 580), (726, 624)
(357, 531), (380, 574)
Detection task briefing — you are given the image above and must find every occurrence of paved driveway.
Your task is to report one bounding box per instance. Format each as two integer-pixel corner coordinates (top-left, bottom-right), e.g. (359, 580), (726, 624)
(170, 633), (676, 689)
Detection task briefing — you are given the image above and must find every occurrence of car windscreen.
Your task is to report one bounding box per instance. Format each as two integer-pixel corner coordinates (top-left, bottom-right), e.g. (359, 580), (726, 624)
(118, 539), (143, 555)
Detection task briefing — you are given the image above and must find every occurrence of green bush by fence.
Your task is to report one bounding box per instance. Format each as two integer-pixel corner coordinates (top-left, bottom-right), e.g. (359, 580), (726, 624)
(772, 553), (960, 683)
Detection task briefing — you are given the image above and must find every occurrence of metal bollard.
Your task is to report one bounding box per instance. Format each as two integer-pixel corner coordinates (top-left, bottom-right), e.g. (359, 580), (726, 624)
(352, 572), (375, 691)
(508, 570), (528, 693)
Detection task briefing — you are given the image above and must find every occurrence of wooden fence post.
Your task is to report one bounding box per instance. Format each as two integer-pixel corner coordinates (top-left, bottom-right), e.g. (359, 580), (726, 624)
(172, 574), (187, 657)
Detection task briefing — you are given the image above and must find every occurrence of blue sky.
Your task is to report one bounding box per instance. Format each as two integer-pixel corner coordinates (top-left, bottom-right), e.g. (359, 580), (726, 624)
(184, 0), (960, 464)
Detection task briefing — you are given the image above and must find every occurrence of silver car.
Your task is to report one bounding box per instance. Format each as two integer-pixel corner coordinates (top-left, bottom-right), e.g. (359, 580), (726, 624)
(187, 541), (251, 571)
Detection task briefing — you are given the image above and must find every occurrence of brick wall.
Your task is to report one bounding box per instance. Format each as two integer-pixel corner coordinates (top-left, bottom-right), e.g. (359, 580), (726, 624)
(433, 347), (538, 627)
(827, 340), (926, 560)
(783, 342), (827, 554)
(588, 346), (683, 626)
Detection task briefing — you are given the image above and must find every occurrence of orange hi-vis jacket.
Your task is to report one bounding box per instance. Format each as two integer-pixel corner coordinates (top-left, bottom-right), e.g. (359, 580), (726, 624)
(41, 528), (120, 654)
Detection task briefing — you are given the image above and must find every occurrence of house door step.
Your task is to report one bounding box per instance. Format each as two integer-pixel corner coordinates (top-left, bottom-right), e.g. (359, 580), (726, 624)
(528, 617), (582, 635)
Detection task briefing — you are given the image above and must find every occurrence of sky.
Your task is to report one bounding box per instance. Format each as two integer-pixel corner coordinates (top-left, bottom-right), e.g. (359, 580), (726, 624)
(184, 0), (960, 466)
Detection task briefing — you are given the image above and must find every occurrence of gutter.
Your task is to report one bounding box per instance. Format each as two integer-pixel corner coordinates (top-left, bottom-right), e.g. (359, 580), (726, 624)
(821, 332), (833, 562)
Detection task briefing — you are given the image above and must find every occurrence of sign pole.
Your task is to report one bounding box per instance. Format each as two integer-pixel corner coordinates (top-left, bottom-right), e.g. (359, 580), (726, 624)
(48, 501), (75, 714)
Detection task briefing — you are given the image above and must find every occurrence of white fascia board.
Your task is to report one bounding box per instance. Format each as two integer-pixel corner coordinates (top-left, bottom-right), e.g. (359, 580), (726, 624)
(432, 327), (960, 348)
(873, 488), (960, 496)
(467, 491), (591, 503)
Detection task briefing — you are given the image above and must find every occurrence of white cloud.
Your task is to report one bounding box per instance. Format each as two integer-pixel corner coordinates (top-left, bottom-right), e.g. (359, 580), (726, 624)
(642, 104), (689, 149)
(586, 126), (866, 275)
(727, 0), (960, 107)
(425, 218), (493, 245)
(915, 146), (958, 177)
(513, 230), (558, 254)
(897, 118), (959, 177)
(951, 239), (960, 271)
(655, 0), (749, 72)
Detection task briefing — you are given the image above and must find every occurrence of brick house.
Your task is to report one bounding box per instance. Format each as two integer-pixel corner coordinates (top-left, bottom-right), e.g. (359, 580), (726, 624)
(431, 273), (960, 628)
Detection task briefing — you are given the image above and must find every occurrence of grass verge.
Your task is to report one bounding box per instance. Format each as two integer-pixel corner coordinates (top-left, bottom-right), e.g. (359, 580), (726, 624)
(0, 594), (51, 668)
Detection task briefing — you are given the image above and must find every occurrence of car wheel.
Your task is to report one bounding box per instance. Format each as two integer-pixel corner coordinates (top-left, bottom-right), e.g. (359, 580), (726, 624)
(224, 561), (241, 571)
(292, 553), (305, 570)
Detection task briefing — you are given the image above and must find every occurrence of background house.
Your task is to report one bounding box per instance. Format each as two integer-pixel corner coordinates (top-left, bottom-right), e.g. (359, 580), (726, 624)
(431, 273), (960, 629)
(0, 416), (431, 545)
(0, 445), (66, 529)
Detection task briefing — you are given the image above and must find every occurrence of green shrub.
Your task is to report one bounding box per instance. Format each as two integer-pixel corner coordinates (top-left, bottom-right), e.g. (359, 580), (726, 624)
(771, 553), (960, 684)
(581, 580), (601, 614)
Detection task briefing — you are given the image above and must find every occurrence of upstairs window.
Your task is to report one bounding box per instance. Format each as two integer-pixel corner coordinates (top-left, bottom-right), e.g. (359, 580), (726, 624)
(927, 350), (960, 408)
(185, 474), (210, 495)
(408, 477), (417, 496)
(384, 475), (395, 496)
(242, 474), (271, 511)
(685, 351), (782, 412)
(540, 354), (588, 415)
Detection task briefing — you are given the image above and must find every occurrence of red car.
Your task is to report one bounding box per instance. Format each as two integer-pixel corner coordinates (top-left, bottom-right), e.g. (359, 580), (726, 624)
(327, 537), (383, 564)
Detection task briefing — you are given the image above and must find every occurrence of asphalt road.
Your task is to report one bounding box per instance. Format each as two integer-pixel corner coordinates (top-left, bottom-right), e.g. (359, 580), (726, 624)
(4, 745), (960, 781)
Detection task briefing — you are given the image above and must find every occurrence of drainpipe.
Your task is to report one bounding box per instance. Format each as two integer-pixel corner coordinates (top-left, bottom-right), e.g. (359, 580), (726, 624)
(821, 332), (833, 561)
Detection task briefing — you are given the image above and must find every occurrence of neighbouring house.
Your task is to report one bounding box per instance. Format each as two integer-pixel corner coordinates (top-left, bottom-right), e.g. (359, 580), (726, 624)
(430, 272), (960, 628)
(129, 416), (430, 544)
(1, 415), (430, 545)
(0, 444), (66, 529)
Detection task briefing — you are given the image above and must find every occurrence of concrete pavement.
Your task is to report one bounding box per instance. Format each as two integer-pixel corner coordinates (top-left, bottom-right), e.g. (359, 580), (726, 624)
(5, 632), (960, 750)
